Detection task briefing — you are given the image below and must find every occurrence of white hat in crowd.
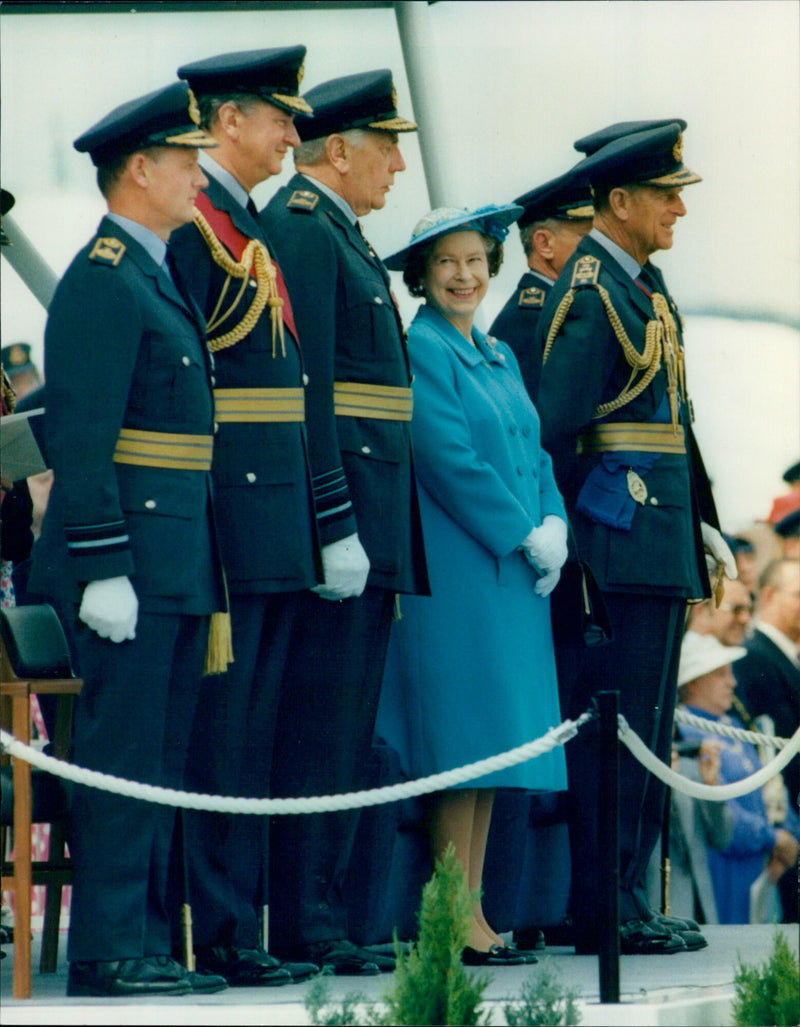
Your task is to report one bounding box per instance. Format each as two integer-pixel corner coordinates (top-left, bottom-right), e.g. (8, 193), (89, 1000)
(678, 631), (747, 688)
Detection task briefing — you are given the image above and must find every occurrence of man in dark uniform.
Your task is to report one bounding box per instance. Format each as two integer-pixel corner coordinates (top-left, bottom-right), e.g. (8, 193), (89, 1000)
(30, 82), (230, 996)
(535, 121), (736, 955)
(261, 70), (429, 975)
(168, 47), (325, 987)
(490, 166), (593, 402)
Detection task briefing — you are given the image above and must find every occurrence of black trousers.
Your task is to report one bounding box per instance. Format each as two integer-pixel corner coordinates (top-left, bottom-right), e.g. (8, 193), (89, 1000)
(561, 592), (686, 939)
(67, 612), (208, 963)
(178, 591), (304, 949)
(267, 586), (395, 952)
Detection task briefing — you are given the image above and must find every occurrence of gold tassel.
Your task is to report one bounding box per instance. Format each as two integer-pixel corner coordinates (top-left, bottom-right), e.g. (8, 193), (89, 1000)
(204, 610), (233, 675)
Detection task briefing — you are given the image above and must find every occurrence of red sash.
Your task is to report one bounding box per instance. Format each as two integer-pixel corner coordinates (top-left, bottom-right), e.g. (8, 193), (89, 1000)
(194, 192), (297, 341)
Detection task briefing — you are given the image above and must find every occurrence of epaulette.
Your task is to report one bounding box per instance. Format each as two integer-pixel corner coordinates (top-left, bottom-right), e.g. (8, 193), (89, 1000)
(286, 189), (319, 212)
(88, 237), (126, 267)
(518, 286), (546, 308)
(570, 254), (600, 288)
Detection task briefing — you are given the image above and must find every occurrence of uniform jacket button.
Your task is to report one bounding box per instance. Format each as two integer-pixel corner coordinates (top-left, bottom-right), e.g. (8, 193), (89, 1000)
(650, 496), (659, 505)
(145, 499), (157, 509)
(246, 472), (257, 483)
(303, 373), (309, 385)
(248, 278), (257, 288)
(509, 424), (518, 435)
(522, 425), (531, 437)
(361, 445), (371, 455)
(182, 355), (191, 366)
(374, 296), (383, 304)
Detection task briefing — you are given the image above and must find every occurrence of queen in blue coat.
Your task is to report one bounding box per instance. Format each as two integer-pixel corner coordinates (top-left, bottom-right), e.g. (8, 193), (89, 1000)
(375, 205), (568, 963)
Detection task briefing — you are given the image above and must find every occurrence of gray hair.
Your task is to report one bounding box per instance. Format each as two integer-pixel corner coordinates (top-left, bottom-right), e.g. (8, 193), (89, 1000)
(294, 128), (368, 166)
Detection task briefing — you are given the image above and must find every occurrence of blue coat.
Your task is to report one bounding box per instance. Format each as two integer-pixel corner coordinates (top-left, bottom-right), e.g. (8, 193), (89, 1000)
(376, 304), (568, 790)
(679, 706), (799, 924)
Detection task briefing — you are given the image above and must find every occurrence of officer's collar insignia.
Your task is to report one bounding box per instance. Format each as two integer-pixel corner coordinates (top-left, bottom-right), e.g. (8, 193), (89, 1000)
(287, 189), (319, 211)
(571, 254), (600, 287)
(187, 88), (201, 126)
(672, 132), (683, 162)
(89, 236), (126, 266)
(518, 286), (546, 308)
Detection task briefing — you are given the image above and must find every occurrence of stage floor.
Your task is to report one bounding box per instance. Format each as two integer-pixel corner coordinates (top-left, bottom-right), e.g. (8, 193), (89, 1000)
(2, 924), (797, 1025)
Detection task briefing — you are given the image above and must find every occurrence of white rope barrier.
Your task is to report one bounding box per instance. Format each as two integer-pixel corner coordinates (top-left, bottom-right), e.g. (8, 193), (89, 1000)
(0, 713), (590, 815)
(2, 708), (797, 814)
(674, 707), (791, 749)
(618, 716), (800, 801)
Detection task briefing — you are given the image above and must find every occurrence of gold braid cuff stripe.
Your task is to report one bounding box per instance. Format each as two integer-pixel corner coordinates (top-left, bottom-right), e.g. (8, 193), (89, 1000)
(193, 209), (286, 357)
(113, 428), (213, 470)
(334, 381), (413, 421)
(577, 422), (686, 455)
(214, 387), (305, 422)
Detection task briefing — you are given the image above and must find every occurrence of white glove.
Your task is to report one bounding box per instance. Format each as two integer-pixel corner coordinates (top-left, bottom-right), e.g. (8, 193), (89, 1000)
(79, 576), (138, 643)
(311, 533), (370, 601)
(521, 515), (568, 574)
(701, 522), (737, 579)
(534, 568), (561, 598)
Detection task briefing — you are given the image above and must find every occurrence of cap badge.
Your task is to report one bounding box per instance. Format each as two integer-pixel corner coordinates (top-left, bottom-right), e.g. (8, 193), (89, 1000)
(187, 88), (201, 126)
(672, 132), (683, 163)
(8, 344), (27, 366)
(391, 85), (398, 110)
(297, 59), (305, 87)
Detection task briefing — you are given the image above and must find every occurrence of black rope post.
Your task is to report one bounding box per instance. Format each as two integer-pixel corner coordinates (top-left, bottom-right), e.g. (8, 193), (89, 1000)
(597, 690), (620, 1003)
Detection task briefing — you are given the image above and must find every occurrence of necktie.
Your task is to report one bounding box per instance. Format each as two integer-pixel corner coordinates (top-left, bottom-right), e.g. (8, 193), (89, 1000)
(246, 197), (259, 219)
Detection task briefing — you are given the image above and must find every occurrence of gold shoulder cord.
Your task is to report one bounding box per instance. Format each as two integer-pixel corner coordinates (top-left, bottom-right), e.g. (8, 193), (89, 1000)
(542, 284), (684, 430)
(193, 210), (286, 357)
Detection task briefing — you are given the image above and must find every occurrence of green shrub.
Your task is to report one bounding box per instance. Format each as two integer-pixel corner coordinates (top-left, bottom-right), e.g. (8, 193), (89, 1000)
(503, 959), (581, 1026)
(731, 930), (800, 1027)
(305, 843), (491, 1026)
(382, 844), (491, 1026)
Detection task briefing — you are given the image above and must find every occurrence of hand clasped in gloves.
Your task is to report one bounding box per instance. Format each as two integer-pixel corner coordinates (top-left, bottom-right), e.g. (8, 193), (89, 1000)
(79, 575), (138, 642)
(312, 533), (370, 601)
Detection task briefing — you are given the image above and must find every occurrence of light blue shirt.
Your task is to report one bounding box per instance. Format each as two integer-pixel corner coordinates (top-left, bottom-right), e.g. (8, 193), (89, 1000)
(299, 172), (357, 225)
(199, 150), (250, 212)
(106, 212), (167, 269)
(589, 226), (641, 280)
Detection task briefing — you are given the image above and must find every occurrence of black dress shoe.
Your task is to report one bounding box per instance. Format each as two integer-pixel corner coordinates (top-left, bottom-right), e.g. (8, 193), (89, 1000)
(512, 927), (546, 950)
(647, 914), (707, 951)
(281, 959), (319, 982)
(298, 939), (382, 976)
(619, 919), (687, 955)
(67, 955), (192, 997)
(194, 945), (292, 987)
(507, 943), (539, 964)
(462, 944), (528, 966)
(185, 968), (229, 993)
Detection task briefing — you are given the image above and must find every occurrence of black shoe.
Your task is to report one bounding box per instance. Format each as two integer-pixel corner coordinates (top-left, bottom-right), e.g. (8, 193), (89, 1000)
(185, 968), (229, 993)
(298, 939), (383, 976)
(512, 927), (546, 951)
(619, 919), (687, 955)
(281, 959), (320, 982)
(507, 943), (540, 964)
(194, 946), (292, 987)
(67, 956), (192, 997)
(462, 944), (529, 966)
(648, 911), (700, 932)
(648, 914), (707, 951)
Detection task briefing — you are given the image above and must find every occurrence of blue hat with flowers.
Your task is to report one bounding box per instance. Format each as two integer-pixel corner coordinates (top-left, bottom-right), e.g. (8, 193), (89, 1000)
(384, 203), (523, 271)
